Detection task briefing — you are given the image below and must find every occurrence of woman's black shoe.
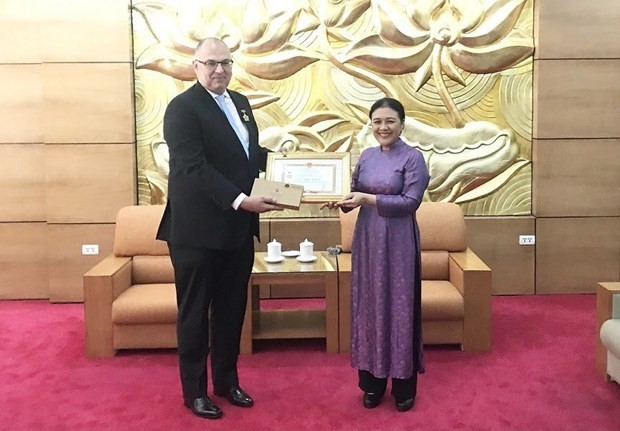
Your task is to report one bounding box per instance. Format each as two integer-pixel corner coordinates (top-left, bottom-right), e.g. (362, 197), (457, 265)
(395, 397), (414, 412)
(363, 392), (382, 409)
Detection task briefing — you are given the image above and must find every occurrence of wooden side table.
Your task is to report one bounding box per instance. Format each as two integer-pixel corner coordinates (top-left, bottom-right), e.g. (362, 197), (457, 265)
(240, 251), (339, 354)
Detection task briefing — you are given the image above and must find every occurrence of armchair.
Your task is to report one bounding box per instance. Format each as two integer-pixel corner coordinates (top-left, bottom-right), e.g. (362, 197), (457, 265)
(337, 202), (492, 352)
(596, 282), (620, 383)
(83, 205), (177, 358)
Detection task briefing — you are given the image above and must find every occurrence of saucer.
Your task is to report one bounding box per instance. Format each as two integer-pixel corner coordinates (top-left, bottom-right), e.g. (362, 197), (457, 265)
(296, 255), (317, 263)
(264, 256), (285, 263)
(282, 250), (301, 258)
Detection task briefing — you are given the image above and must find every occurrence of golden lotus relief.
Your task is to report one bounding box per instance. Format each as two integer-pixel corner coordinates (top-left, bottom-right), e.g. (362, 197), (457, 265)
(356, 118), (520, 202)
(133, 0), (534, 216)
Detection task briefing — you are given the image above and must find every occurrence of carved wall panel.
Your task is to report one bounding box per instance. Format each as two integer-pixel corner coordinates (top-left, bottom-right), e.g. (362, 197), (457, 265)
(132, 0), (534, 216)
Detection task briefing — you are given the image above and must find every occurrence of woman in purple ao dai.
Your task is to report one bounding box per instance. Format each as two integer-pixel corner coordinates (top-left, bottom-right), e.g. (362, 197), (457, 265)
(335, 97), (429, 412)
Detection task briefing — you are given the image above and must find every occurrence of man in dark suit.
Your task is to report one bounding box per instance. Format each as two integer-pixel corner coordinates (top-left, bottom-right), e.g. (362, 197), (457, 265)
(157, 37), (281, 420)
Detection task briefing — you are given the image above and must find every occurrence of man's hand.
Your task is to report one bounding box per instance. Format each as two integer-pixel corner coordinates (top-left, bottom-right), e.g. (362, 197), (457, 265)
(240, 196), (283, 213)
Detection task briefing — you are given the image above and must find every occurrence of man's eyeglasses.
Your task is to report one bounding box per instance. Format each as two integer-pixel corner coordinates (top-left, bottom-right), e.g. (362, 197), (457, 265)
(194, 59), (234, 70)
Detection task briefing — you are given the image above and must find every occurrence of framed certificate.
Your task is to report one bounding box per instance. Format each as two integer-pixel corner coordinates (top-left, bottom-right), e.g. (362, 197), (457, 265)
(266, 152), (351, 203)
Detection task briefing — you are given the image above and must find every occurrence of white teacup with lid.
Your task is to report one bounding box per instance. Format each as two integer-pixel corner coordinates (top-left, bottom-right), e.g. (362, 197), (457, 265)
(298, 238), (316, 262)
(266, 239), (282, 262)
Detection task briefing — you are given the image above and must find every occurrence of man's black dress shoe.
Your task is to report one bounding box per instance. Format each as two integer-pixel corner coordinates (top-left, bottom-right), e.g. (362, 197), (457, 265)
(183, 396), (223, 419)
(395, 397), (414, 412)
(362, 392), (382, 409)
(214, 386), (254, 408)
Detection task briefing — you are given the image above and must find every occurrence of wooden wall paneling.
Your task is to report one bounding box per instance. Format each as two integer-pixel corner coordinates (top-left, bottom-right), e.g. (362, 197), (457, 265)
(535, 0), (620, 60)
(47, 223), (116, 302)
(533, 59), (620, 139)
(0, 0), (41, 63)
(39, 0), (131, 62)
(0, 144), (46, 222)
(0, 222), (48, 299)
(533, 139), (620, 217)
(0, 65), (43, 143)
(536, 217), (620, 294)
(45, 144), (136, 223)
(42, 63), (134, 144)
(465, 217), (535, 295)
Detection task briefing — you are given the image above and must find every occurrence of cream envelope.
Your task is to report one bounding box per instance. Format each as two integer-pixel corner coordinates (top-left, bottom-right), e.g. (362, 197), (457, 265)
(250, 178), (304, 210)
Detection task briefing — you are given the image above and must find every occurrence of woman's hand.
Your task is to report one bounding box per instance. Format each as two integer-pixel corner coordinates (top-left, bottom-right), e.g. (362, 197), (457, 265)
(320, 192), (376, 209)
(320, 201), (339, 210)
(336, 192), (375, 209)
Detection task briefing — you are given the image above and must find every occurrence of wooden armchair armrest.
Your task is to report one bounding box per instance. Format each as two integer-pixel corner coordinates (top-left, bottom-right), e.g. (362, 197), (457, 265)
(449, 248), (492, 352)
(83, 255), (132, 358)
(596, 282), (620, 378)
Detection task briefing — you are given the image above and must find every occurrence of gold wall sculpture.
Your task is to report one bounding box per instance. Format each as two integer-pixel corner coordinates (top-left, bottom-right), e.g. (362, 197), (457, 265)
(132, 0), (534, 216)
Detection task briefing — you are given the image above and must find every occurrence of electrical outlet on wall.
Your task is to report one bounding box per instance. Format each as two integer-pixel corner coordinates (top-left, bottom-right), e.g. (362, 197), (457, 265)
(82, 244), (99, 255)
(518, 235), (535, 246)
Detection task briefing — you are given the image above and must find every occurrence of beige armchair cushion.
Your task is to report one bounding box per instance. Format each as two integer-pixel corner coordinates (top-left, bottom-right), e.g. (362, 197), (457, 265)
(421, 280), (465, 320)
(416, 202), (466, 251)
(112, 283), (177, 325)
(339, 207), (359, 253)
(113, 205), (168, 257)
(421, 251), (449, 280)
(132, 255), (174, 284)
(339, 202), (467, 253)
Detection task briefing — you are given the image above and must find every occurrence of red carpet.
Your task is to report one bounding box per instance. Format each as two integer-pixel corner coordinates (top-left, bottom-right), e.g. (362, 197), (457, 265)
(0, 295), (618, 431)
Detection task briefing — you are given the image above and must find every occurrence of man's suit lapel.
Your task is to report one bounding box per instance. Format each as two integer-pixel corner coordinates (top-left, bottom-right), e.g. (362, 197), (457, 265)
(194, 84), (232, 131)
(191, 83), (256, 163)
(228, 92), (258, 162)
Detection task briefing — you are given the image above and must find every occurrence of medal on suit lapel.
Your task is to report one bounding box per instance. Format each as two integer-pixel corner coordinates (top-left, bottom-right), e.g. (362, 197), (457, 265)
(241, 110), (250, 122)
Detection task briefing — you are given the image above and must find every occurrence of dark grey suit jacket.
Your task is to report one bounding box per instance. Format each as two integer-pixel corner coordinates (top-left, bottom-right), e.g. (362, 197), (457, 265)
(156, 82), (268, 250)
